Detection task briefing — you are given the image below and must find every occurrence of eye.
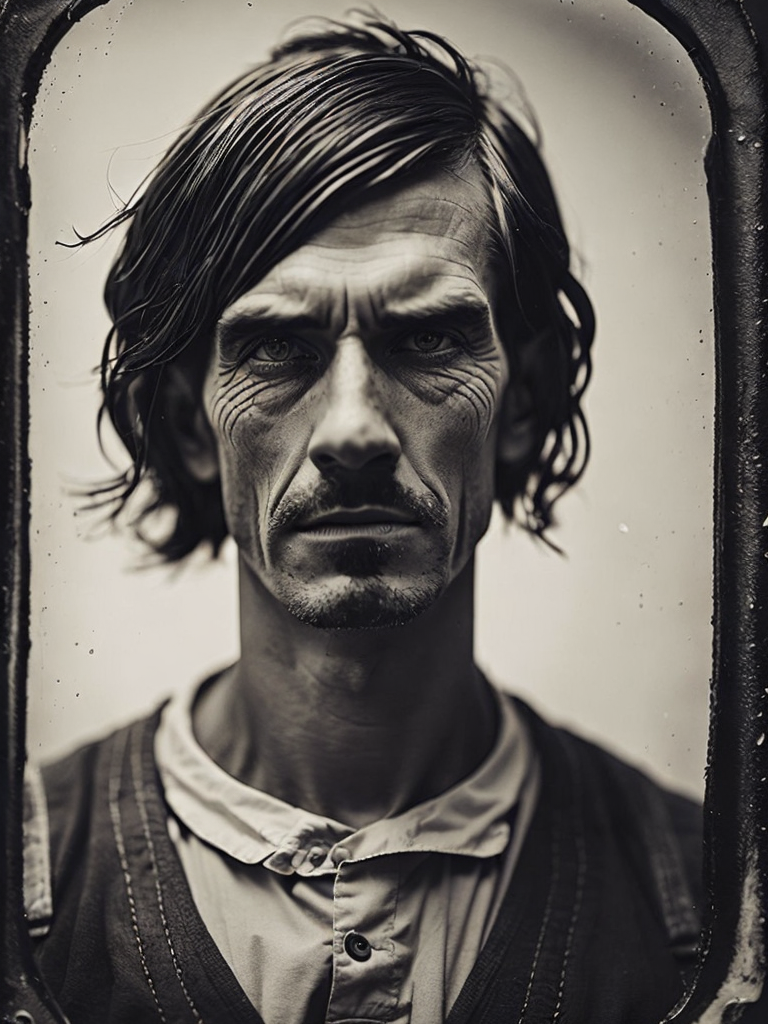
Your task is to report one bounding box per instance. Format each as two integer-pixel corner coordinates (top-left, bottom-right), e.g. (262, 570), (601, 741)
(253, 337), (306, 361)
(399, 331), (457, 354)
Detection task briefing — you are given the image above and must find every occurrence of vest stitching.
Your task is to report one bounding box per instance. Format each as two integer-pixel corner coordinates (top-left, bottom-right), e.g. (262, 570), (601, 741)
(515, 808), (561, 1023)
(551, 740), (587, 1021)
(130, 726), (205, 1023)
(108, 728), (169, 1023)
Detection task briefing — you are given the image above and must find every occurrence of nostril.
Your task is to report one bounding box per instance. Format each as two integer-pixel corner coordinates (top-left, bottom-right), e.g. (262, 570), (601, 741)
(309, 439), (400, 474)
(311, 450), (338, 471)
(308, 414), (402, 472)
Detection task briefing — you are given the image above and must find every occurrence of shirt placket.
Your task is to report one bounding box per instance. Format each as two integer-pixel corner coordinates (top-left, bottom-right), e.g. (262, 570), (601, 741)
(326, 854), (411, 1024)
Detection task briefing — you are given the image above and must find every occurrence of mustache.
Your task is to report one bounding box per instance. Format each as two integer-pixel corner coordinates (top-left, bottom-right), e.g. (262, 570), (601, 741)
(270, 476), (449, 532)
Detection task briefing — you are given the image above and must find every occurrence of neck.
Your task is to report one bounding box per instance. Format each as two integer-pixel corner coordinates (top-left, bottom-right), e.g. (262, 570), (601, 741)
(194, 556), (499, 828)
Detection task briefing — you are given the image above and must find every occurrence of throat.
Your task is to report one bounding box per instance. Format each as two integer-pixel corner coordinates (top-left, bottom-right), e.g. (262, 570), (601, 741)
(192, 565), (497, 826)
(193, 658), (499, 829)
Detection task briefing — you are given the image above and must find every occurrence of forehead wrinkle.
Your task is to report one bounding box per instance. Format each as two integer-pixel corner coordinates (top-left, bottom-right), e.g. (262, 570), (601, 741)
(219, 177), (497, 333)
(367, 257), (496, 323)
(313, 199), (490, 248)
(304, 230), (487, 267)
(373, 275), (491, 319)
(228, 258), (491, 325)
(325, 262), (493, 331)
(219, 284), (333, 328)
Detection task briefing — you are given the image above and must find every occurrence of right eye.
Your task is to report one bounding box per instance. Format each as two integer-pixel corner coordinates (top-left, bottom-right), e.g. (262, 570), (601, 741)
(252, 337), (307, 362)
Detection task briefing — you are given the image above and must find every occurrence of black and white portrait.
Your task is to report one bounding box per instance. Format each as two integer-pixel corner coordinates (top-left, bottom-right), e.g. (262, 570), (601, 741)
(2, 0), (766, 1021)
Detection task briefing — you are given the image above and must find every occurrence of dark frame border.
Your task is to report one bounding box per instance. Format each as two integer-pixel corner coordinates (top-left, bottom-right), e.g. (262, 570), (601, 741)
(1, 1), (766, 1020)
(629, 0), (768, 1017)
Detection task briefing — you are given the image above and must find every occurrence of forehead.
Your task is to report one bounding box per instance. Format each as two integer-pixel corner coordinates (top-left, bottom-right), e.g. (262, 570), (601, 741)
(319, 166), (491, 249)
(221, 168), (496, 322)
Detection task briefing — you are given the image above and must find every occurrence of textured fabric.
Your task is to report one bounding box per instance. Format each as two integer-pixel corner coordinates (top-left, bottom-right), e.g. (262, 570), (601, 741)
(154, 680), (538, 1023)
(31, 697), (711, 1024)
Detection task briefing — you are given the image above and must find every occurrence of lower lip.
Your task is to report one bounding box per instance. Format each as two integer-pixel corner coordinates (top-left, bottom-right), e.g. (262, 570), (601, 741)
(295, 523), (419, 539)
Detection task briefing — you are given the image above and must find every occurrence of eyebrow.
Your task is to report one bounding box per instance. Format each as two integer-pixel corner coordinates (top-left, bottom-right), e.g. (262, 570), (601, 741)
(217, 293), (493, 343)
(375, 293), (494, 335)
(215, 308), (329, 350)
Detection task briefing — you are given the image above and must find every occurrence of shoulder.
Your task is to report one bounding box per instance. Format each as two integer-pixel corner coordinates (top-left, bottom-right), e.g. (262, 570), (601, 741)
(564, 720), (703, 918)
(41, 709), (164, 848)
(510, 694), (703, 951)
(510, 692), (702, 835)
(23, 708), (165, 937)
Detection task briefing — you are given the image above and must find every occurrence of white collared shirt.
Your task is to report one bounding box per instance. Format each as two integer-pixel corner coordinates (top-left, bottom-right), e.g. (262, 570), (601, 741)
(155, 679), (538, 1024)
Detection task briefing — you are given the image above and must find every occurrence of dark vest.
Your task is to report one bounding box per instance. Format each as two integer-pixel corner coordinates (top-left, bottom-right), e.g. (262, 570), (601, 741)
(32, 699), (704, 1023)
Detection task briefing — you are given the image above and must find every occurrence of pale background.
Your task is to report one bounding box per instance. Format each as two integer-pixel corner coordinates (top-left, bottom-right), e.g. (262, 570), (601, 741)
(26, 0), (713, 798)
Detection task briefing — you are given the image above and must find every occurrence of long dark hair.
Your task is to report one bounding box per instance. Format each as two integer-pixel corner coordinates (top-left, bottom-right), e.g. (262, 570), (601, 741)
(87, 14), (594, 560)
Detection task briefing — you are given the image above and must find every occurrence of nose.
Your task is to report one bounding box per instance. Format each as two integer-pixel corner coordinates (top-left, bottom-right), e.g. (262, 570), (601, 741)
(308, 337), (401, 473)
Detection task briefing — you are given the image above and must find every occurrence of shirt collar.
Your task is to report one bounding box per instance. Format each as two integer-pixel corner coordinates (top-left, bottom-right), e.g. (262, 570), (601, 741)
(155, 675), (535, 876)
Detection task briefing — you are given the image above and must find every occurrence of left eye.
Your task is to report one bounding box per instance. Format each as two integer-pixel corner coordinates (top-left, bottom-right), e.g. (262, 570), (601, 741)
(401, 331), (455, 354)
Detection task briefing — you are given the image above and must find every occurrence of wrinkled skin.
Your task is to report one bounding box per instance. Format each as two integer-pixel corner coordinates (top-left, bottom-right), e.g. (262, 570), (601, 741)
(198, 167), (511, 629)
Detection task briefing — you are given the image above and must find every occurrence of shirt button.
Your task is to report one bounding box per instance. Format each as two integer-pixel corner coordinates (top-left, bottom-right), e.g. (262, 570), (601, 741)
(343, 930), (372, 962)
(308, 847), (326, 867)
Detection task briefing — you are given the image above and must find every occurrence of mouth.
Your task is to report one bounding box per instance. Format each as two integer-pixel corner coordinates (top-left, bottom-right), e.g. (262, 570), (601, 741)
(295, 507), (421, 537)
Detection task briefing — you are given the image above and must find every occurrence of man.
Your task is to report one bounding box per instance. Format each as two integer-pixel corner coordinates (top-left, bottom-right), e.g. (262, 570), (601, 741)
(24, 15), (708, 1024)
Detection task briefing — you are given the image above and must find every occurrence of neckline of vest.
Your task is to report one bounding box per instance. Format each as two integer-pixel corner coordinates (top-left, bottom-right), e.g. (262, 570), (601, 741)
(109, 696), (693, 1024)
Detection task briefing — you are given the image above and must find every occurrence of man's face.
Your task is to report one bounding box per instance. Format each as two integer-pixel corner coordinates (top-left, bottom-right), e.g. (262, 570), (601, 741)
(201, 168), (510, 628)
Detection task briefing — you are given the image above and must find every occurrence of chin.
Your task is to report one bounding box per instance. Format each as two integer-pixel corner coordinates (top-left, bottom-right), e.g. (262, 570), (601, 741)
(282, 576), (443, 630)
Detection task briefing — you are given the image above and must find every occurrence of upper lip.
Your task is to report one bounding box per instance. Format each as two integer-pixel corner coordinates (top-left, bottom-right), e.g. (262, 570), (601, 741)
(297, 506), (420, 528)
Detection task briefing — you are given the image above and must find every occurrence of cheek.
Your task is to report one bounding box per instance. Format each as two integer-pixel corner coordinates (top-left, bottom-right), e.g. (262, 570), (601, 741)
(206, 378), (304, 518)
(206, 375), (293, 449)
(415, 368), (503, 479)
(399, 361), (500, 430)
(403, 405), (498, 558)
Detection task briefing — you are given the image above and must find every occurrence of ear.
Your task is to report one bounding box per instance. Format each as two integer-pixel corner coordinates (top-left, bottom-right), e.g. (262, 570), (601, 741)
(496, 381), (539, 469)
(163, 363), (220, 484)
